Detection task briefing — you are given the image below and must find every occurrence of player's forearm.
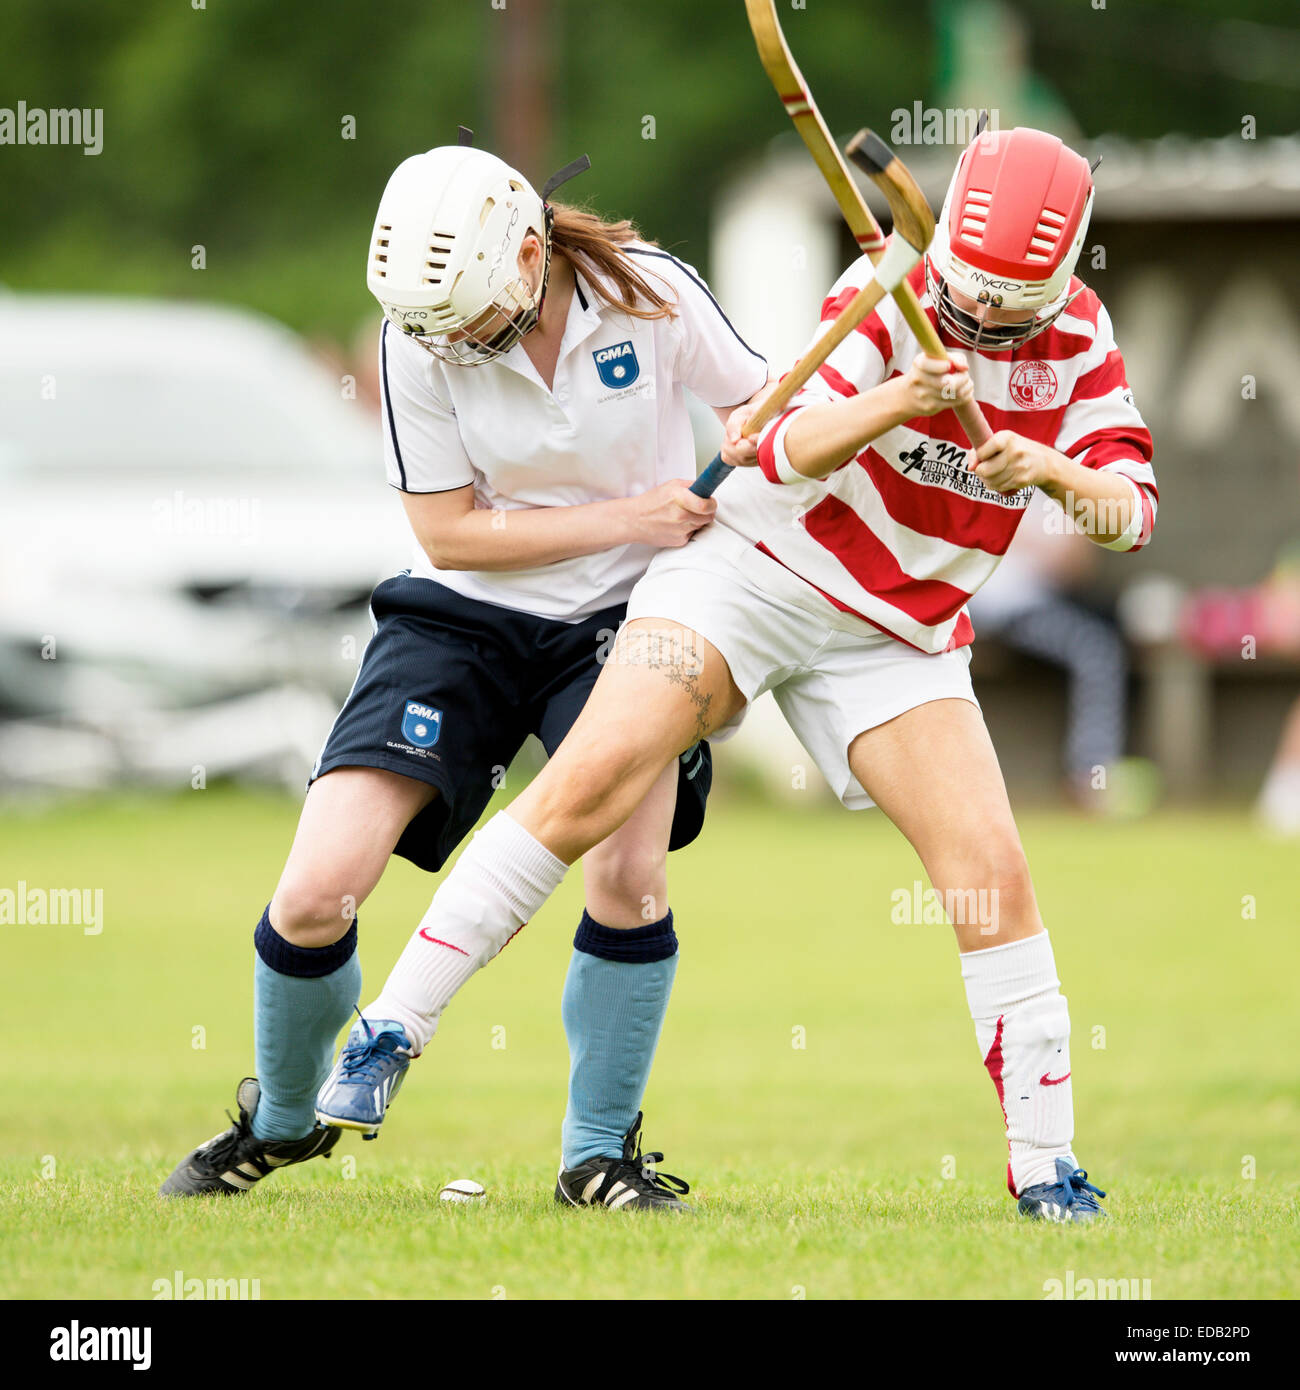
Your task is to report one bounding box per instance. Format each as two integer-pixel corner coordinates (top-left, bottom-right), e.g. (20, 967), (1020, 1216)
(421, 498), (632, 572)
(712, 378), (779, 433)
(1038, 452), (1140, 548)
(779, 378), (913, 480)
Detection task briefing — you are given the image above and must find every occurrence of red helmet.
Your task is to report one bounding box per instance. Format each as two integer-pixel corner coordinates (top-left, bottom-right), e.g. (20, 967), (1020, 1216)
(925, 127), (1094, 351)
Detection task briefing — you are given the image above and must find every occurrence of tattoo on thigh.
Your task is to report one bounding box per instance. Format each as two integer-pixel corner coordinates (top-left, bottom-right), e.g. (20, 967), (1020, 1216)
(615, 627), (713, 742)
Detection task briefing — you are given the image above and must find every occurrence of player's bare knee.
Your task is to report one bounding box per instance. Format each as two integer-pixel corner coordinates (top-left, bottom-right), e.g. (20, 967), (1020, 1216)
(550, 733), (662, 825)
(585, 842), (668, 921)
(270, 880), (357, 947)
(978, 842), (1036, 923)
(529, 762), (608, 833)
(941, 832), (1034, 914)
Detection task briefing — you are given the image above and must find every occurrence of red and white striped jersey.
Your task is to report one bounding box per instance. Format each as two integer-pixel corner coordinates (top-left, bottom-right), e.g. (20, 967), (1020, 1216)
(720, 257), (1156, 654)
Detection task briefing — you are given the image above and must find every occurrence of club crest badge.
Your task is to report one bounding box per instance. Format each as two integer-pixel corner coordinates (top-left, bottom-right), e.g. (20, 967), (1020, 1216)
(401, 700), (442, 748)
(593, 340), (639, 389)
(1009, 360), (1058, 410)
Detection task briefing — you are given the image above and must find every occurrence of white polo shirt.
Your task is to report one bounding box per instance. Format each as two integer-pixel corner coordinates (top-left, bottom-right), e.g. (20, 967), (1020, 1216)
(378, 244), (767, 621)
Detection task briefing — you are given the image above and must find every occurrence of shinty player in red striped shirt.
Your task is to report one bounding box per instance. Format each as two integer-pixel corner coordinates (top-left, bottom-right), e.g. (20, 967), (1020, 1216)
(354, 127), (1154, 1222)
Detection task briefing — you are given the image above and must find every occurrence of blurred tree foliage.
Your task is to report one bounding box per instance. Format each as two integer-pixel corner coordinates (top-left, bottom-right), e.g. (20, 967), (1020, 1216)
(0, 0), (1293, 340)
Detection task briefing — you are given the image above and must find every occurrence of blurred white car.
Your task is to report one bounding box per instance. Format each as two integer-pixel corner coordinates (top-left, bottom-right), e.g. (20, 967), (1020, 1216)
(0, 293), (409, 789)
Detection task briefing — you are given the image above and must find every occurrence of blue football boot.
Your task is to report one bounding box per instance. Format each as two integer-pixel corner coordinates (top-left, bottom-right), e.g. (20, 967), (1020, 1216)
(1018, 1157), (1108, 1223)
(315, 1016), (412, 1139)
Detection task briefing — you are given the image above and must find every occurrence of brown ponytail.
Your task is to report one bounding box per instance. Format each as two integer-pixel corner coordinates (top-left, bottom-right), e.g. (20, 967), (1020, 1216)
(549, 203), (677, 321)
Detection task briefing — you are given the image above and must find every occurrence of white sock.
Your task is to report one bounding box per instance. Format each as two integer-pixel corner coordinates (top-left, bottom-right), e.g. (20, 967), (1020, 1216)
(960, 931), (1076, 1196)
(365, 812), (568, 1053)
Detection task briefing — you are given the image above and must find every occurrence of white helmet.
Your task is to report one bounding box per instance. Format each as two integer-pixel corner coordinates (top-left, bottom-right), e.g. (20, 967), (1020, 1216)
(367, 145), (549, 366)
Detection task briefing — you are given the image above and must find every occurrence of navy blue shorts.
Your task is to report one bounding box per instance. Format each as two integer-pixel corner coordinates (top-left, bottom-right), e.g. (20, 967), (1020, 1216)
(311, 573), (712, 873)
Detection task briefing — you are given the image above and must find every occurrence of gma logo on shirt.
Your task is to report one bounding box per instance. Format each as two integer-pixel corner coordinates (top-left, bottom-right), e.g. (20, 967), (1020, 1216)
(592, 340), (639, 389)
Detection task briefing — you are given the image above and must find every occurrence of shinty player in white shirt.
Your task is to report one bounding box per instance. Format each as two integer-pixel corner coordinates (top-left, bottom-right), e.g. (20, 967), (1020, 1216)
(159, 140), (768, 1208)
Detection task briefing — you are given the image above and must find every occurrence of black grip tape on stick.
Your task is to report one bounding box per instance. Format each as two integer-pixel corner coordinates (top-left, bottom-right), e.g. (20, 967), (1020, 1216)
(845, 129), (894, 177)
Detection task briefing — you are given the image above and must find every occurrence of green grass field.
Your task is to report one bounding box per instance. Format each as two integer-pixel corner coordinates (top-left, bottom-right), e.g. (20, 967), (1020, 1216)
(2, 786), (1296, 1300)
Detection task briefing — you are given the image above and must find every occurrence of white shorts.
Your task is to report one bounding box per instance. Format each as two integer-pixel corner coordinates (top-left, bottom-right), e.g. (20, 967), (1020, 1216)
(625, 523), (980, 810)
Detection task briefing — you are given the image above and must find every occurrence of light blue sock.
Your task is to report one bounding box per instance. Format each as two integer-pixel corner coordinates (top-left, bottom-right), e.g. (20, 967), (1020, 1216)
(250, 905), (362, 1141)
(561, 910), (678, 1168)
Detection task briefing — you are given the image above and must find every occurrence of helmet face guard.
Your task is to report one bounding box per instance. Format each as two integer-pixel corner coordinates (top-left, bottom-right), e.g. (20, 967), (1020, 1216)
(925, 254), (1084, 353)
(422, 281), (539, 365)
(419, 203), (555, 366)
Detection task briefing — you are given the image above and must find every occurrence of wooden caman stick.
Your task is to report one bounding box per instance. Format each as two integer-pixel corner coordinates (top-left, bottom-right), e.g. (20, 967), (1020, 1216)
(691, 130), (935, 497)
(744, 0), (992, 451)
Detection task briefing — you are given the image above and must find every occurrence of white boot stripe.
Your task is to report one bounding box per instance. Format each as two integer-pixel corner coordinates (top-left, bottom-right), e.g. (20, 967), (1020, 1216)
(580, 1173), (606, 1204)
(609, 1188), (640, 1209)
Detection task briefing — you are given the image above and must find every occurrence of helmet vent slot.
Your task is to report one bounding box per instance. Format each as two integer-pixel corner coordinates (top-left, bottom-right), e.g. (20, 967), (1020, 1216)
(478, 197), (495, 228)
(958, 189), (992, 246)
(423, 235), (454, 286)
(1027, 208), (1067, 264)
(372, 224), (395, 278)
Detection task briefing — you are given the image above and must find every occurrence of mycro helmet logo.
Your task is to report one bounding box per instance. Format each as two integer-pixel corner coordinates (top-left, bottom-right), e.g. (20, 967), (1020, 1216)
(401, 700), (442, 748)
(593, 340), (639, 389)
(486, 204), (521, 289)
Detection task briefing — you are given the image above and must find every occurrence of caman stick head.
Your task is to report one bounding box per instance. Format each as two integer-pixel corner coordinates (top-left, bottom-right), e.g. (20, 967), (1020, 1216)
(845, 129), (936, 255)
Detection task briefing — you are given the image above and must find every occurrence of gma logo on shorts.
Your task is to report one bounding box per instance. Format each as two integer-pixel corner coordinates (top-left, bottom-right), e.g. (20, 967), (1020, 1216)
(401, 700), (442, 749)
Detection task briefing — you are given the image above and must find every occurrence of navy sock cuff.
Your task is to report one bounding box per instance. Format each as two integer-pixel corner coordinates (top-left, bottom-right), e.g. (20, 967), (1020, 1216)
(574, 909), (677, 964)
(254, 905), (358, 979)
